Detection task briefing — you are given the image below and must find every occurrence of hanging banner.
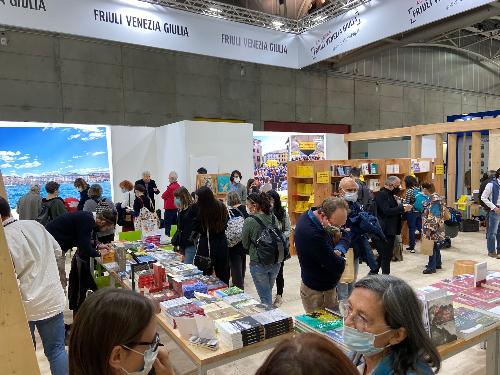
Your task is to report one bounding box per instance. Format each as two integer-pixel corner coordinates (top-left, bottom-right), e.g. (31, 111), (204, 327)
(0, 0), (492, 69)
(298, 0), (493, 67)
(0, 0), (299, 68)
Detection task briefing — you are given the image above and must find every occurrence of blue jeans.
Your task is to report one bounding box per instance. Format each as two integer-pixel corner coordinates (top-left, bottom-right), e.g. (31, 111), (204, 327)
(29, 312), (68, 375)
(337, 257), (360, 301)
(406, 212), (422, 249)
(184, 245), (196, 265)
(487, 211), (500, 254)
(426, 242), (442, 270)
(356, 236), (378, 273)
(164, 209), (177, 236)
(250, 262), (281, 306)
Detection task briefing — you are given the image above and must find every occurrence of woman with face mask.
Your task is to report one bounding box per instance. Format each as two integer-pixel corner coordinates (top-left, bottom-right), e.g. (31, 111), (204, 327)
(343, 275), (440, 375)
(172, 186), (198, 265)
(230, 170), (248, 204)
(69, 288), (174, 375)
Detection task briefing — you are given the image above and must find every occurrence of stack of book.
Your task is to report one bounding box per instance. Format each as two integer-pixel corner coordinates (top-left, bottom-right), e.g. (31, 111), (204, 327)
(160, 296), (190, 314)
(252, 309), (294, 339)
(163, 302), (205, 328)
(454, 306), (498, 338)
(217, 316), (265, 349)
(331, 165), (352, 177)
(192, 275), (228, 292)
(214, 286), (245, 298)
(203, 301), (244, 325)
(295, 309), (343, 334)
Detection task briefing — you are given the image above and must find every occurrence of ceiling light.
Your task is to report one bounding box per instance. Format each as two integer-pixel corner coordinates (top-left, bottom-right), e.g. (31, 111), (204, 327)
(272, 20), (284, 27)
(313, 15), (326, 22)
(209, 7), (222, 13)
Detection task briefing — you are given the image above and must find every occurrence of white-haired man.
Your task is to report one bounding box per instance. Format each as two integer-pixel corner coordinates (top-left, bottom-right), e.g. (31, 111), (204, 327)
(135, 171), (159, 209)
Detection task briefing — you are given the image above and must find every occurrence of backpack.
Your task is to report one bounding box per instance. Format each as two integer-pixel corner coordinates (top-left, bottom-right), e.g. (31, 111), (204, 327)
(414, 192), (430, 212)
(226, 208), (245, 247)
(134, 198), (159, 235)
(479, 177), (493, 210)
(251, 215), (290, 265)
(357, 181), (377, 216)
(94, 197), (109, 215)
(36, 201), (53, 226)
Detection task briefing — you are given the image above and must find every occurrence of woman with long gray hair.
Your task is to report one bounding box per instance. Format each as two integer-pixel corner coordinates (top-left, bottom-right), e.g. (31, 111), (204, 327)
(341, 275), (440, 375)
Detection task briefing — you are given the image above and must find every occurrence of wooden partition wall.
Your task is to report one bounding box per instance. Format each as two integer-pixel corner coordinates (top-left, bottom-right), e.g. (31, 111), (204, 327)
(0, 171), (41, 374)
(344, 117), (500, 201)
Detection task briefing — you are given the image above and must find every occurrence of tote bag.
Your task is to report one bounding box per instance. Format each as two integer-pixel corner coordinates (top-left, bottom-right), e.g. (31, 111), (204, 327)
(420, 237), (435, 256)
(340, 248), (355, 283)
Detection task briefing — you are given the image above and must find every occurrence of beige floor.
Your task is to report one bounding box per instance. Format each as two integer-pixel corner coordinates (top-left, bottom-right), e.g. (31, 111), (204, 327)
(36, 229), (498, 375)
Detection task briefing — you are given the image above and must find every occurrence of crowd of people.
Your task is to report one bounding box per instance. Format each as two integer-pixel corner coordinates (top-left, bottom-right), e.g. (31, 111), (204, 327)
(2, 164), (467, 375)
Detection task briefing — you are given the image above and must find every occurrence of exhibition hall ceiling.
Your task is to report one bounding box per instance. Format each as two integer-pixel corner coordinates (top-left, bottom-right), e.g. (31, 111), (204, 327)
(0, 0), (496, 68)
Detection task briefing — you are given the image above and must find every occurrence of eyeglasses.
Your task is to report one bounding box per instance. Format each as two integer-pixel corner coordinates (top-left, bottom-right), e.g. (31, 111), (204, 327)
(123, 332), (164, 352)
(340, 301), (389, 333)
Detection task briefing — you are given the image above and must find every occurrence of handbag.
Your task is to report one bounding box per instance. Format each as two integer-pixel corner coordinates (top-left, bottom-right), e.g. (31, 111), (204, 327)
(340, 248), (355, 283)
(194, 229), (212, 271)
(420, 237), (435, 256)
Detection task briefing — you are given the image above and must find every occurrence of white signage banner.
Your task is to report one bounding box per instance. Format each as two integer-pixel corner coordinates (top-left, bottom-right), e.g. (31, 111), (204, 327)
(0, 0), (493, 69)
(0, 0), (299, 68)
(298, 0), (493, 67)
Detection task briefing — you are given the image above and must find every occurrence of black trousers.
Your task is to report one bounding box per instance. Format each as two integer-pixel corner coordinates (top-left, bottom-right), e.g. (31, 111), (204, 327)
(276, 261), (284, 296)
(229, 242), (246, 290)
(374, 235), (395, 275)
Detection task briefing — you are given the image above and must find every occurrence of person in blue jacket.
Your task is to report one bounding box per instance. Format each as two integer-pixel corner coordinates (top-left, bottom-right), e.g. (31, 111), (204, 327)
(295, 197), (349, 313)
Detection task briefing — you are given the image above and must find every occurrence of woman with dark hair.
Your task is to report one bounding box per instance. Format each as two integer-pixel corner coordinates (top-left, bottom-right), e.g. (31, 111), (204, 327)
(133, 184), (154, 217)
(342, 275), (440, 375)
(226, 191), (249, 290)
(403, 175), (421, 253)
(74, 178), (90, 211)
(242, 192), (280, 306)
(173, 186), (198, 265)
(256, 333), (358, 375)
(230, 169), (248, 204)
(267, 190), (290, 307)
(69, 288), (173, 375)
(193, 186), (230, 284)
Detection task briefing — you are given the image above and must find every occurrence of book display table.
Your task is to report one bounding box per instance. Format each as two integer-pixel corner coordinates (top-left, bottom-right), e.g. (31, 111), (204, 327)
(92, 247), (293, 375)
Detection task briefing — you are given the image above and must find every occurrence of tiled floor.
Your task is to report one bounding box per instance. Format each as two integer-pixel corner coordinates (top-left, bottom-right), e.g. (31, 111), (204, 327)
(36, 229), (497, 374)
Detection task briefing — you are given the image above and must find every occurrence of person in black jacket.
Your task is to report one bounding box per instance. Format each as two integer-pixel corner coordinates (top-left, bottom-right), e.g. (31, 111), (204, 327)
(373, 176), (412, 275)
(172, 186), (198, 264)
(133, 184), (154, 216)
(135, 171), (160, 209)
(193, 186), (230, 285)
(227, 191), (249, 290)
(46, 210), (116, 315)
(74, 178), (90, 211)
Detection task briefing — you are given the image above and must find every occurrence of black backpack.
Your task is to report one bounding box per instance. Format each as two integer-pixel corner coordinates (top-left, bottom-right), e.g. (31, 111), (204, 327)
(479, 178), (493, 211)
(251, 215), (290, 265)
(357, 181), (377, 216)
(36, 201), (53, 226)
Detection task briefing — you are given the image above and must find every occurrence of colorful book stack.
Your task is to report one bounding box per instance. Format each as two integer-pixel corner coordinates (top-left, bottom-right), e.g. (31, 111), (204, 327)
(454, 306), (498, 338)
(295, 309), (343, 334)
(217, 316), (266, 349)
(182, 281), (208, 299)
(203, 301), (244, 325)
(214, 286), (245, 298)
(192, 275), (228, 292)
(163, 302), (205, 328)
(331, 165), (352, 177)
(252, 309), (294, 339)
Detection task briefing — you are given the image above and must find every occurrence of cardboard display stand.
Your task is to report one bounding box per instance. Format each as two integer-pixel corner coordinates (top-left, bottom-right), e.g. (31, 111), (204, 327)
(0, 170), (41, 374)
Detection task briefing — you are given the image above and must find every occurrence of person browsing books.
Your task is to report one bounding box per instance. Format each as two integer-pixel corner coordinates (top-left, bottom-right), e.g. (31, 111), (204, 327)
(294, 197), (349, 313)
(344, 275), (440, 375)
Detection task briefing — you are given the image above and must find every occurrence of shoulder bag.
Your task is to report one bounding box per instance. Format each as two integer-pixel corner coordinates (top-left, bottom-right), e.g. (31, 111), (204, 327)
(194, 228), (212, 271)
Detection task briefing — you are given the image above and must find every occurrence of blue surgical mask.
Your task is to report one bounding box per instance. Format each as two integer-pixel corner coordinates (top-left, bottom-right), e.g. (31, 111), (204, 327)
(342, 325), (392, 356)
(174, 197), (182, 208)
(344, 192), (358, 202)
(121, 346), (159, 375)
(121, 188), (128, 193)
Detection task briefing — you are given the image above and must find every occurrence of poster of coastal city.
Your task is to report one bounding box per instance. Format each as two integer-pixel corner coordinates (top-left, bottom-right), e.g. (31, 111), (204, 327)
(253, 132), (325, 192)
(0, 124), (111, 209)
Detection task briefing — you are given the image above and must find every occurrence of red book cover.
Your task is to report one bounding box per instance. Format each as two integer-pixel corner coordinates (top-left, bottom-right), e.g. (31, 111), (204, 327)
(430, 282), (466, 295)
(460, 287), (500, 303)
(483, 277), (500, 292)
(441, 275), (474, 290)
(452, 295), (498, 310)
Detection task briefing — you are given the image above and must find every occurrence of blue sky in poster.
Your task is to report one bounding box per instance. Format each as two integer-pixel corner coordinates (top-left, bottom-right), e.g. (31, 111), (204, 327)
(0, 125), (110, 177)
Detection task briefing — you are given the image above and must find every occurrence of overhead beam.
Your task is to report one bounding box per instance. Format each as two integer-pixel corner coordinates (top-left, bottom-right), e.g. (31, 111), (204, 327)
(345, 117), (500, 142)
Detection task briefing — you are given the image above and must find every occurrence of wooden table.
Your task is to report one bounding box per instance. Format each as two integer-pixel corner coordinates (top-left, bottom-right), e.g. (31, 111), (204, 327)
(97, 260), (292, 375)
(437, 322), (499, 375)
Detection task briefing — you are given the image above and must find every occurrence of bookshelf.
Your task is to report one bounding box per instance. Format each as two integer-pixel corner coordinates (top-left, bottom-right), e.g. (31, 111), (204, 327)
(287, 158), (435, 251)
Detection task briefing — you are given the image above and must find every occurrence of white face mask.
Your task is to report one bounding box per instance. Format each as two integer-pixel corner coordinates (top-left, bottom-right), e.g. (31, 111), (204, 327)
(234, 177), (241, 184)
(343, 325), (392, 356)
(344, 192), (358, 202)
(121, 346), (159, 375)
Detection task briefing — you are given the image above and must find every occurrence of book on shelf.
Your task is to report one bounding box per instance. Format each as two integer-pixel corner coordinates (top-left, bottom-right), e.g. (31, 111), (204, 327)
(386, 164), (400, 174)
(369, 163), (378, 174)
(368, 179), (380, 192)
(360, 163), (369, 176)
(297, 165), (313, 177)
(419, 160), (431, 172)
(411, 159), (421, 173)
(454, 306), (498, 339)
(344, 166), (352, 176)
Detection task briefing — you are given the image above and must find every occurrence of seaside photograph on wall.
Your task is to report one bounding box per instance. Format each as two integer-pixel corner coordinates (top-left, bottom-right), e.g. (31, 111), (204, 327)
(0, 122), (112, 209)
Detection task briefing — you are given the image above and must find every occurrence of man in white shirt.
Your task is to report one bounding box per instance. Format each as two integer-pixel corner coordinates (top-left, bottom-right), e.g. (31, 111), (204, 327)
(0, 196), (68, 375)
(481, 168), (500, 259)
